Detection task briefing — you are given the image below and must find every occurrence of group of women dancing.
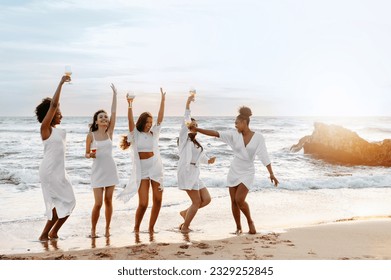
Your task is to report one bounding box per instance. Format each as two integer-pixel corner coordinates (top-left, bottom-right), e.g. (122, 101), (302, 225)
(34, 75), (279, 241)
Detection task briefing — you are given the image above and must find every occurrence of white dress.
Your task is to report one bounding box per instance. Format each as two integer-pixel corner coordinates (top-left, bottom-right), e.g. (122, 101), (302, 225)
(39, 127), (76, 220)
(177, 109), (210, 190)
(90, 132), (119, 188)
(218, 130), (271, 190)
(117, 124), (163, 202)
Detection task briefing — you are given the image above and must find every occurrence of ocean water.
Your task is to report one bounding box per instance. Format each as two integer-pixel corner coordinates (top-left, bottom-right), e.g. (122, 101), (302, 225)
(1, 116), (391, 254)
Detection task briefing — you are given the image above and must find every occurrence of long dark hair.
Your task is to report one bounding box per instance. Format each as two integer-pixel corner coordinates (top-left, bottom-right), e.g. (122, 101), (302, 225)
(119, 112), (153, 151)
(136, 112), (153, 132)
(177, 118), (203, 151)
(89, 109), (107, 132)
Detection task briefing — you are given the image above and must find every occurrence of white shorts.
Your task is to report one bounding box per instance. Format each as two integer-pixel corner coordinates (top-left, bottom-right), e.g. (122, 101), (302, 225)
(140, 157), (153, 179)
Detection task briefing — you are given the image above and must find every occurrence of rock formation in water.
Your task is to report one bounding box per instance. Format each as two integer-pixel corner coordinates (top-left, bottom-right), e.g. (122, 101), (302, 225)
(290, 122), (391, 166)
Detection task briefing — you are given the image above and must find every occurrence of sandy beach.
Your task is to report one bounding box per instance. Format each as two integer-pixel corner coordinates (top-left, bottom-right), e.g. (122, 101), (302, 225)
(1, 218), (390, 260)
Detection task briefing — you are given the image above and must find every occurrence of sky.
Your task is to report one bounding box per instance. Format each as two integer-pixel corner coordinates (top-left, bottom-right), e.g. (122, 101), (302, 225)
(1, 0), (391, 117)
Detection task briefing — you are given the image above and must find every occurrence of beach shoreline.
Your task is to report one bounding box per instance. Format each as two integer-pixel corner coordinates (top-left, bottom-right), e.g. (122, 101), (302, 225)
(2, 217), (391, 260)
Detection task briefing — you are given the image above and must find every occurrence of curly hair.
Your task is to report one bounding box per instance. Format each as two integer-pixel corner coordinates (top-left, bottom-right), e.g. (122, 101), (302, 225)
(237, 106), (252, 125)
(35, 97), (52, 123)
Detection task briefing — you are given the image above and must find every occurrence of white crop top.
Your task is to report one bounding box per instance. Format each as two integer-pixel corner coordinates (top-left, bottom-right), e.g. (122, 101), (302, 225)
(137, 132), (154, 152)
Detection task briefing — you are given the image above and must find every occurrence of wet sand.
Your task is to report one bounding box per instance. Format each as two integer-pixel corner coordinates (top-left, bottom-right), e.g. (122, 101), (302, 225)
(2, 218), (391, 260)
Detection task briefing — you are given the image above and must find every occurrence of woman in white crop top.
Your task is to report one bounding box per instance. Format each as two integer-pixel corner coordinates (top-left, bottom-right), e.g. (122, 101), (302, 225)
(177, 95), (216, 233)
(118, 88), (166, 234)
(85, 84), (119, 238)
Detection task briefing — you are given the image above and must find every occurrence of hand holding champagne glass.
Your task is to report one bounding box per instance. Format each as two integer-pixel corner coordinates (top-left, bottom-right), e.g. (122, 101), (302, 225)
(126, 92), (136, 101)
(64, 65), (72, 84)
(189, 87), (196, 101)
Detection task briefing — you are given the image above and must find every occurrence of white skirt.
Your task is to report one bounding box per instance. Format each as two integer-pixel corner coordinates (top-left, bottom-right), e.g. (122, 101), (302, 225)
(178, 164), (206, 190)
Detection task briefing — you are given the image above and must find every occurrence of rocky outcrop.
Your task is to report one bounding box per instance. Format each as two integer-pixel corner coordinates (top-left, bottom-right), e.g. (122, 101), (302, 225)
(291, 122), (391, 166)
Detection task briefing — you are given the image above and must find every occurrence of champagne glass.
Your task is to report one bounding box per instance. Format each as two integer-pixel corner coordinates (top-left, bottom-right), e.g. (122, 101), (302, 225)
(64, 65), (72, 84)
(189, 87), (196, 101)
(126, 92), (136, 101)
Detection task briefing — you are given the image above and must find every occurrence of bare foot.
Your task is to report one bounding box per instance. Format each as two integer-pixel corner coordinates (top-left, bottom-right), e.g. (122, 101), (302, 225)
(39, 235), (49, 242)
(235, 229), (243, 235)
(180, 210), (187, 220)
(48, 232), (58, 240)
(181, 227), (192, 233)
(90, 229), (97, 238)
(248, 221), (256, 234)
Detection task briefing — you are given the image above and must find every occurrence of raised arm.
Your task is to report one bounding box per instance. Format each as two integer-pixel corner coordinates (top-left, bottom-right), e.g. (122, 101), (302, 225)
(186, 95), (194, 110)
(127, 94), (135, 132)
(157, 87), (166, 125)
(40, 75), (70, 140)
(107, 83), (117, 138)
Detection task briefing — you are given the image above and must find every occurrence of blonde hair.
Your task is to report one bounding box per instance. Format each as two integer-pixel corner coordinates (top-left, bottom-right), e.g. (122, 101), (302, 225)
(119, 134), (131, 150)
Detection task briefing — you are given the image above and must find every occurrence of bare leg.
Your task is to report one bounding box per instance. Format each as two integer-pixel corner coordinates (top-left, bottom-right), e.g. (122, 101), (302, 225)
(199, 187), (211, 208)
(91, 188), (103, 237)
(49, 212), (69, 239)
(229, 187), (242, 234)
(181, 190), (202, 233)
(104, 186), (115, 237)
(149, 180), (163, 233)
(39, 208), (58, 241)
(235, 183), (256, 234)
(180, 188), (211, 219)
(134, 180), (150, 233)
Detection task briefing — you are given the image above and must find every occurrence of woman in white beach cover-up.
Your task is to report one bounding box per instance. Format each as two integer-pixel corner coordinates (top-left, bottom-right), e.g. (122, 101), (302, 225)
(84, 84), (119, 238)
(35, 75), (76, 241)
(190, 106), (279, 234)
(177, 95), (216, 233)
(118, 88), (166, 233)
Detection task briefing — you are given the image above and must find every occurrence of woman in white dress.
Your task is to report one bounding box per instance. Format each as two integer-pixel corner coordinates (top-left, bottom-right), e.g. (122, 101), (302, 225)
(34, 75), (76, 241)
(85, 84), (119, 238)
(118, 88), (166, 233)
(177, 95), (216, 233)
(190, 106), (279, 234)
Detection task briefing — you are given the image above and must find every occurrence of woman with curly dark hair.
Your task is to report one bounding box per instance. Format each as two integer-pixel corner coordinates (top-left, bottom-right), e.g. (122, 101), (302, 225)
(190, 106), (279, 235)
(84, 83), (119, 238)
(34, 75), (76, 241)
(118, 88), (166, 234)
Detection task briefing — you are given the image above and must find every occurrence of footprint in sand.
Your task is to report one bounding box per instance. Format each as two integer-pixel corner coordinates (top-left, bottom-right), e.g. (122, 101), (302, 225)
(203, 251), (214, 255)
(180, 245), (189, 249)
(196, 243), (210, 249)
(94, 252), (112, 258)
